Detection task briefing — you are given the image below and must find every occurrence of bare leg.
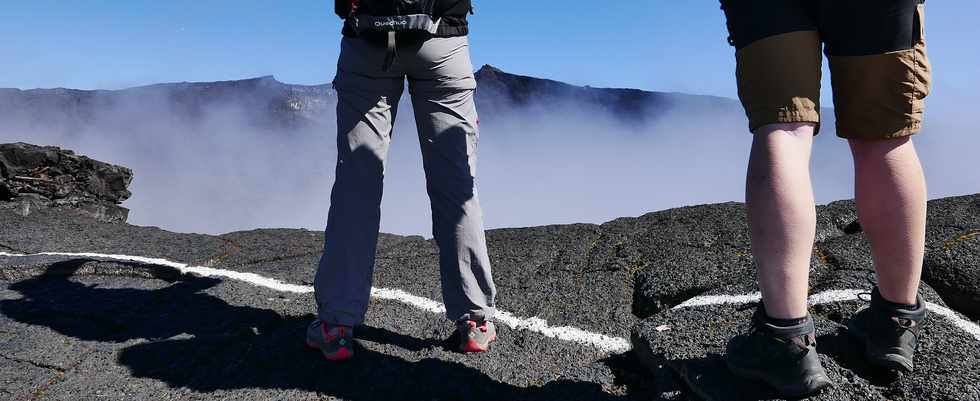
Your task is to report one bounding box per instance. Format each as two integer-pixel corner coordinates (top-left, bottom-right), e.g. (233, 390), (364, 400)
(746, 123), (817, 319)
(849, 137), (926, 305)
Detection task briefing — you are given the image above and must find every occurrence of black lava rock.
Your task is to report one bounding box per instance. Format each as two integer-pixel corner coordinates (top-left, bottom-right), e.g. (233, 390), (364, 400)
(0, 142), (133, 223)
(923, 194), (980, 320)
(631, 195), (980, 400)
(1, 160), (977, 400)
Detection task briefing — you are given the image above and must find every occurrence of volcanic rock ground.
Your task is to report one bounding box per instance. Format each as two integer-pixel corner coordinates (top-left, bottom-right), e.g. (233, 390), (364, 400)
(2, 194), (979, 400)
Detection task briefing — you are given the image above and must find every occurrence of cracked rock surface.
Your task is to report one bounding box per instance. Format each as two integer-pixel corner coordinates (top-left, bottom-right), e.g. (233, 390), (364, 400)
(3, 194), (979, 400)
(0, 144), (977, 400)
(0, 211), (659, 401)
(631, 196), (980, 400)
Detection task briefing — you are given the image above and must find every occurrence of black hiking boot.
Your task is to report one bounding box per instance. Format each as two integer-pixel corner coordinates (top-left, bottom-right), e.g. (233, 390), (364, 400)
(846, 287), (926, 374)
(726, 306), (833, 398)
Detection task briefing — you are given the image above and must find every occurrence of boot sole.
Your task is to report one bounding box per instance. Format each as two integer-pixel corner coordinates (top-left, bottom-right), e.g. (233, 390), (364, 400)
(460, 333), (497, 353)
(306, 339), (354, 361)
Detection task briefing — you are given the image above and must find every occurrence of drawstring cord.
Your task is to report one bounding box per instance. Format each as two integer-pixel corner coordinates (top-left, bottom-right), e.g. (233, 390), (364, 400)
(383, 31), (397, 72)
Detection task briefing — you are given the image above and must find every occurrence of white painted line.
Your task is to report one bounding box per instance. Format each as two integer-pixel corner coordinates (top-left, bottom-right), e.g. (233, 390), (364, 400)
(807, 289), (864, 306)
(0, 251), (313, 294)
(672, 292), (761, 309)
(0, 251), (630, 354)
(370, 287), (445, 314)
(673, 288), (980, 343)
(493, 310), (632, 353)
(922, 302), (980, 343)
(4, 251), (977, 348)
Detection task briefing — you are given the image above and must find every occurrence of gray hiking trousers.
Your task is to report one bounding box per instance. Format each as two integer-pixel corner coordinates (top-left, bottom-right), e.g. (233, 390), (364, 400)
(314, 35), (497, 327)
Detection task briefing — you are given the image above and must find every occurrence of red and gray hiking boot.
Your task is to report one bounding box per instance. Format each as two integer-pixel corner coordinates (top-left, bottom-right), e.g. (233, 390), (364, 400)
(458, 319), (497, 353)
(306, 319), (354, 361)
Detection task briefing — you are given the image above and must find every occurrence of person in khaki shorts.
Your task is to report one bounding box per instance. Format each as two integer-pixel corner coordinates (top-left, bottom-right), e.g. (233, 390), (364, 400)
(719, 0), (931, 396)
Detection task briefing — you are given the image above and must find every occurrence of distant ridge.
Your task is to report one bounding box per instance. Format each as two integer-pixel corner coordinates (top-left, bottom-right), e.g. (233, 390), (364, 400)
(472, 64), (739, 123)
(0, 65), (741, 129)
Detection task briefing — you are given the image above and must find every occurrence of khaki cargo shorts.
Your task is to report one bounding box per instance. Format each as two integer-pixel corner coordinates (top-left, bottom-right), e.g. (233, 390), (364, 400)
(720, 0), (931, 139)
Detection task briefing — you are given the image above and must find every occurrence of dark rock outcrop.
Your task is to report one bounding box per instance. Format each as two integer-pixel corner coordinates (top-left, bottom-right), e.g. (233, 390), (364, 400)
(621, 200), (860, 318)
(632, 273), (980, 401)
(0, 142), (133, 223)
(923, 195), (980, 320)
(630, 195), (980, 400)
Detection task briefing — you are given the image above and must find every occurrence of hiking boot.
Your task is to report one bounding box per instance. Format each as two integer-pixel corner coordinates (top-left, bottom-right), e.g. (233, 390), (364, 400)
(458, 319), (497, 353)
(846, 287), (926, 374)
(726, 307), (833, 398)
(305, 319), (354, 361)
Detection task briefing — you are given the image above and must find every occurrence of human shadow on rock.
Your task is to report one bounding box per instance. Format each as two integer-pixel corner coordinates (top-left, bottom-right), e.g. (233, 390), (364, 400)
(601, 351), (665, 399)
(0, 259), (274, 342)
(1, 259), (630, 401)
(670, 353), (788, 401)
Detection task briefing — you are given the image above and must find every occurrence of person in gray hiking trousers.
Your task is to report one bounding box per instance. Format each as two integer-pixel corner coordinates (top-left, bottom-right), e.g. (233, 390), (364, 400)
(306, 0), (497, 361)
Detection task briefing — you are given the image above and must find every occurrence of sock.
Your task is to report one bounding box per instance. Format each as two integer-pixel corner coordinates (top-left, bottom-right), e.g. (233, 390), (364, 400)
(766, 315), (809, 327)
(876, 289), (919, 310)
(881, 297), (918, 310)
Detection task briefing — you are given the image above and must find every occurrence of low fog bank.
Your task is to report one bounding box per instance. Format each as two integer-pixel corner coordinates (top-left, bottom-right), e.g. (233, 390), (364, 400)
(476, 91), (979, 232)
(913, 96), (980, 200)
(1, 90), (336, 235)
(477, 99), (848, 231)
(2, 84), (976, 236)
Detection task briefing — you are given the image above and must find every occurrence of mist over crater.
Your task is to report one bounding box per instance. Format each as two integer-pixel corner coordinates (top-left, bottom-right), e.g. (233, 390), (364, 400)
(1, 66), (975, 235)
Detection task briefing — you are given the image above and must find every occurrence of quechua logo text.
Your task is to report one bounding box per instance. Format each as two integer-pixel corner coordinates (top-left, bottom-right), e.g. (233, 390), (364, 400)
(374, 18), (409, 28)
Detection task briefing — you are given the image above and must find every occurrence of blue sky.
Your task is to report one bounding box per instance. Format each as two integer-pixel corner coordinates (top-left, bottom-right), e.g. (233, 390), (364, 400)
(3, 1), (978, 234)
(3, 0), (978, 102)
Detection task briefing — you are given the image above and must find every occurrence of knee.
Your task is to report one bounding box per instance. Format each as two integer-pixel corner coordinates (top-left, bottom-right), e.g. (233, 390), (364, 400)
(426, 177), (476, 205)
(848, 136), (912, 162)
(336, 147), (386, 178)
